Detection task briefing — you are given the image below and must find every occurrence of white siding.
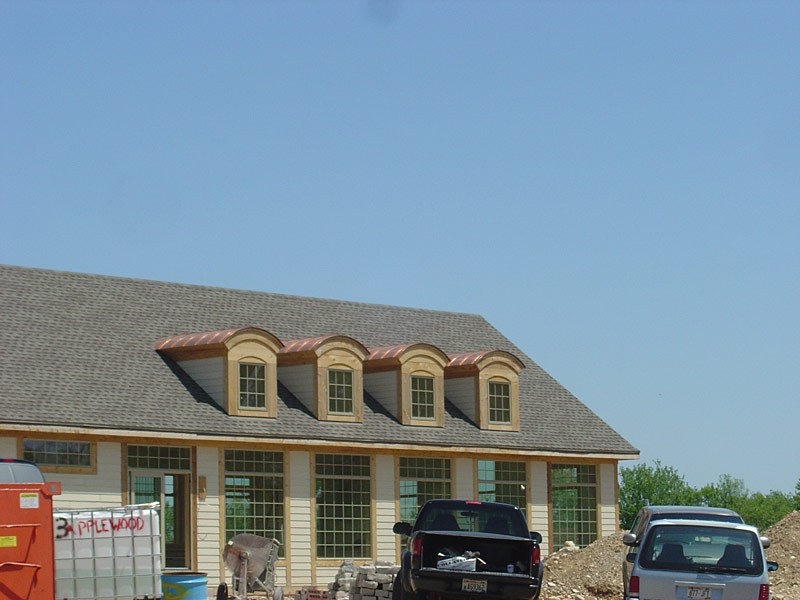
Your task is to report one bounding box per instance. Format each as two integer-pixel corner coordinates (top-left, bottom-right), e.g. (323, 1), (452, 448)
(0, 436), (16, 457)
(195, 446), (222, 582)
(529, 461), (550, 556)
(364, 371), (398, 417)
(454, 457), (474, 500)
(444, 377), (476, 421)
(53, 442), (124, 509)
(279, 365), (315, 413)
(374, 454), (397, 563)
(179, 357), (225, 407)
(598, 462), (618, 538)
(288, 450), (313, 586)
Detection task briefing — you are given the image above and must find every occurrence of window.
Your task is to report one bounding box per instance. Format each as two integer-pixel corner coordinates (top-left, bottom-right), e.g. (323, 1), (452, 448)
(411, 375), (435, 419)
(225, 450), (284, 556)
(315, 454), (371, 558)
(23, 439), (94, 471)
(551, 464), (597, 549)
(328, 369), (354, 414)
(239, 362), (266, 409)
(488, 380), (511, 424)
(399, 457), (451, 523)
(128, 445), (191, 470)
(478, 460), (527, 515)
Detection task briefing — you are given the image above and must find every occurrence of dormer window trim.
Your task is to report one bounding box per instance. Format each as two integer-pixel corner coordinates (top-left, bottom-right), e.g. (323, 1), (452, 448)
(365, 343), (448, 427)
(154, 327), (283, 419)
(238, 360), (267, 411)
(487, 378), (512, 425)
(327, 367), (355, 416)
(410, 374), (436, 420)
(279, 335), (368, 423)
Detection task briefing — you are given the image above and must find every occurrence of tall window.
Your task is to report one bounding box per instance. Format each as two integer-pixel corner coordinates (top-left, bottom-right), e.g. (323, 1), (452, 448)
(328, 369), (354, 414)
(239, 362), (266, 409)
(478, 460), (527, 515)
(23, 439), (93, 470)
(551, 464), (597, 549)
(399, 457), (451, 523)
(225, 450), (284, 556)
(315, 454), (371, 558)
(488, 381), (511, 423)
(411, 376), (435, 419)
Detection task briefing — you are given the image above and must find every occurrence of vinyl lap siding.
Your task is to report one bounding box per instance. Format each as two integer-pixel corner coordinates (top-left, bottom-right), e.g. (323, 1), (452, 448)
(279, 365), (315, 413)
(444, 377), (476, 421)
(178, 357), (225, 407)
(195, 446), (221, 582)
(529, 461), (550, 556)
(599, 463), (618, 540)
(288, 450), (313, 585)
(364, 371), (398, 417)
(374, 455), (396, 562)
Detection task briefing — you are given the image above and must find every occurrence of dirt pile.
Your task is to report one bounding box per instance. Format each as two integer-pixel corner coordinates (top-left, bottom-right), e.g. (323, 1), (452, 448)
(540, 510), (800, 600)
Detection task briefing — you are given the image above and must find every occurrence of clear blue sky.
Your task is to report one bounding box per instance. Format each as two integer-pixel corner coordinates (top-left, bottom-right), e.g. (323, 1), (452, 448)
(2, 2), (798, 494)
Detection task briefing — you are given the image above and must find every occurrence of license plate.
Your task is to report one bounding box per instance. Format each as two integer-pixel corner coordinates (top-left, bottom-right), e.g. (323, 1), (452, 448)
(462, 578), (487, 593)
(686, 587), (711, 600)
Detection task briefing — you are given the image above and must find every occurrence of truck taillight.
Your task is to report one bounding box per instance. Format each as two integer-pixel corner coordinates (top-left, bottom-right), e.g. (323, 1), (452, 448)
(758, 584), (770, 600)
(531, 545), (540, 567)
(628, 575), (639, 598)
(411, 537), (423, 557)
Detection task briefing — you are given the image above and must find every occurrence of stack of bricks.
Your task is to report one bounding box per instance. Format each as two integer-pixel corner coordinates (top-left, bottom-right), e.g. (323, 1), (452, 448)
(328, 560), (400, 600)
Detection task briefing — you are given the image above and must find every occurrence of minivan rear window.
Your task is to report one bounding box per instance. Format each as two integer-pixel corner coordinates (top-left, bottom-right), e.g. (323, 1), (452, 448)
(640, 524), (762, 576)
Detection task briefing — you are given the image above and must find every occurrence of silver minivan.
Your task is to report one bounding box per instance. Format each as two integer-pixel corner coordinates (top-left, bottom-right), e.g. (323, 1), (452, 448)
(623, 519), (778, 600)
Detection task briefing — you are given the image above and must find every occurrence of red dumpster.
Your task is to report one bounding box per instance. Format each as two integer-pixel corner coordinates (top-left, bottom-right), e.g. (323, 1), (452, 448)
(0, 459), (61, 600)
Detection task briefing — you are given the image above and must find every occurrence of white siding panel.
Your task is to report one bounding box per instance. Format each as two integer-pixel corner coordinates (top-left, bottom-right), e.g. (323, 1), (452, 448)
(53, 442), (124, 509)
(598, 463), (618, 538)
(0, 436), (16, 457)
(288, 450), (313, 587)
(444, 377), (476, 421)
(364, 371), (398, 417)
(454, 457), (474, 500)
(279, 365), (315, 412)
(196, 446), (222, 580)
(374, 454), (396, 563)
(179, 357), (225, 407)
(529, 461), (550, 556)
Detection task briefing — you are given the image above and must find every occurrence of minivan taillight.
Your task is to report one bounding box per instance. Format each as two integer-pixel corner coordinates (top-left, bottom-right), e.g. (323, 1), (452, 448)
(758, 584), (770, 600)
(628, 575), (639, 598)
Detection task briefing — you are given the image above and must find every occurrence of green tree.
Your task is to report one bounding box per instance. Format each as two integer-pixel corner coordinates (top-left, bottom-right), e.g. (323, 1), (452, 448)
(619, 461), (699, 529)
(697, 474), (749, 513)
(737, 490), (796, 531)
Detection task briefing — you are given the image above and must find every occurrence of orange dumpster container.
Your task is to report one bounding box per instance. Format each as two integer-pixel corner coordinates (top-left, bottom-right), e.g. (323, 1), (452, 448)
(0, 459), (61, 600)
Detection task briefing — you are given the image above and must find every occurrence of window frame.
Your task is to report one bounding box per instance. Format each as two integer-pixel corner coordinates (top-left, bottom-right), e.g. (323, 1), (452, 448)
(410, 375), (436, 420)
(550, 463), (598, 550)
(314, 453), (372, 560)
(477, 459), (528, 517)
(487, 379), (512, 424)
(327, 368), (355, 415)
(238, 361), (267, 410)
(21, 438), (96, 474)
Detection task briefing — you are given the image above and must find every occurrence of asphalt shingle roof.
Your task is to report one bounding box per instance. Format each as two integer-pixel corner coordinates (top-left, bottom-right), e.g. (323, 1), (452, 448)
(0, 264), (638, 456)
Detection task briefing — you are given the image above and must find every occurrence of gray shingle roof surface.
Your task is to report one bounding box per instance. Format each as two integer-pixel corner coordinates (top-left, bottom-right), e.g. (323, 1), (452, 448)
(0, 264), (638, 456)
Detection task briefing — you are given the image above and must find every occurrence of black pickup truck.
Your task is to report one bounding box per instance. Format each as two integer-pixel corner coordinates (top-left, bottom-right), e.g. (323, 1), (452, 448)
(392, 499), (543, 600)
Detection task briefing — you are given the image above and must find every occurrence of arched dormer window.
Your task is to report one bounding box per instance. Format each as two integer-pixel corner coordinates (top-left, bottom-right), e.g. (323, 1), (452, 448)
(278, 335), (368, 422)
(445, 350), (525, 431)
(364, 343), (448, 427)
(153, 327), (283, 418)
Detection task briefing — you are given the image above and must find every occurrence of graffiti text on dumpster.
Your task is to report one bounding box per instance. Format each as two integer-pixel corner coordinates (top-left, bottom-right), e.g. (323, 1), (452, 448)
(54, 515), (146, 539)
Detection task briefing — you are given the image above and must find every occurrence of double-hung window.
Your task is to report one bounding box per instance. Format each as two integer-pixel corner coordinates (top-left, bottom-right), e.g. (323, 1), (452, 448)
(239, 362), (266, 409)
(328, 369), (354, 415)
(411, 375), (435, 419)
(488, 380), (511, 424)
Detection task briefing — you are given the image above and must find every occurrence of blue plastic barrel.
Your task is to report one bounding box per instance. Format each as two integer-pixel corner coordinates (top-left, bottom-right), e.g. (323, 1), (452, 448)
(161, 572), (208, 600)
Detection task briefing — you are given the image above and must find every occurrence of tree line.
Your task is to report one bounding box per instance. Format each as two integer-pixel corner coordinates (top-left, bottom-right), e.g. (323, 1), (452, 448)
(619, 460), (800, 531)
